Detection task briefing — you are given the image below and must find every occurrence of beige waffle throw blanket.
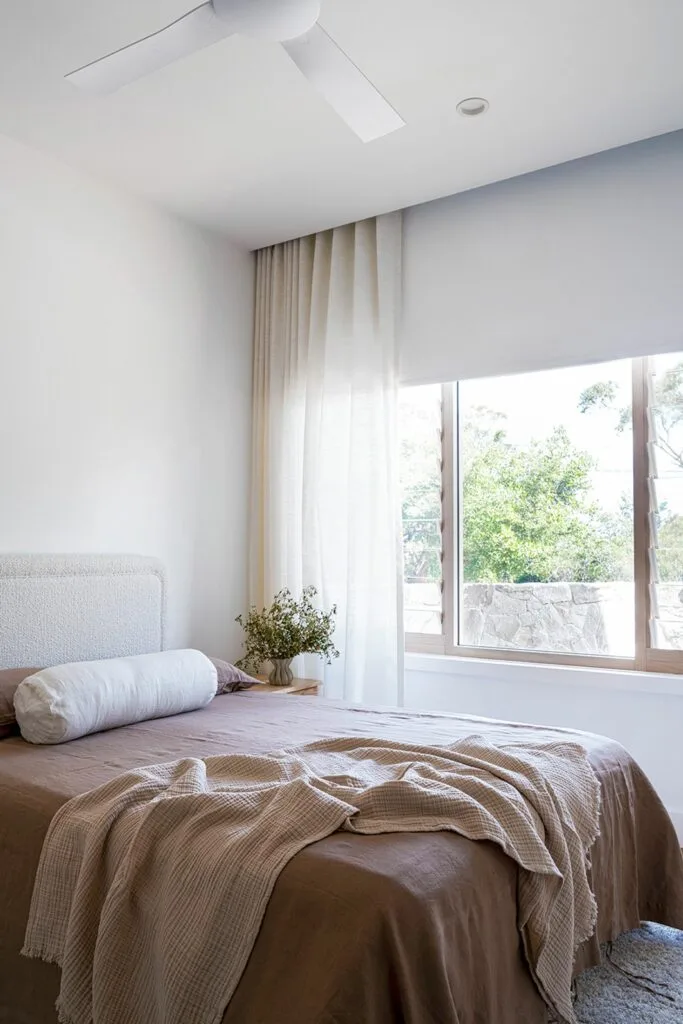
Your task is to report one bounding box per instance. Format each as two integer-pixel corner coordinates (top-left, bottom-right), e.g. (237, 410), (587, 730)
(23, 735), (600, 1024)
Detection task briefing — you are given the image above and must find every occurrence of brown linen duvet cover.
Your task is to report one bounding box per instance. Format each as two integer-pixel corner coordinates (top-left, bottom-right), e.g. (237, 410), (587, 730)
(1, 695), (682, 1024)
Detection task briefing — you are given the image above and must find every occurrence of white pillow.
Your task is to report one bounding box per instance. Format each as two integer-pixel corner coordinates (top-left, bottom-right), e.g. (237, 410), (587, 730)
(13, 649), (217, 745)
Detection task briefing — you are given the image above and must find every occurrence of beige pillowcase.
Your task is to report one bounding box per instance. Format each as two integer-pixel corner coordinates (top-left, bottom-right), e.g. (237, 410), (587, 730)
(209, 658), (259, 693)
(0, 667), (41, 737)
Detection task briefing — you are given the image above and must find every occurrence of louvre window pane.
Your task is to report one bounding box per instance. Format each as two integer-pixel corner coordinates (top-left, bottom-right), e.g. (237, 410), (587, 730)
(399, 385), (443, 635)
(646, 353), (683, 650)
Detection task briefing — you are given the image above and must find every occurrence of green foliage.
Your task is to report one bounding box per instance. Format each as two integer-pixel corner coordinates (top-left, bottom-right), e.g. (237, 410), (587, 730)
(401, 360), (683, 589)
(461, 424), (631, 583)
(577, 380), (618, 414)
(578, 379), (631, 431)
(649, 362), (683, 471)
(656, 507), (683, 582)
(235, 586), (339, 671)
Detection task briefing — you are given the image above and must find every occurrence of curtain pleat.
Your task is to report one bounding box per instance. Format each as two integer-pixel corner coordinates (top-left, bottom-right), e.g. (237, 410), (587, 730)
(249, 213), (404, 704)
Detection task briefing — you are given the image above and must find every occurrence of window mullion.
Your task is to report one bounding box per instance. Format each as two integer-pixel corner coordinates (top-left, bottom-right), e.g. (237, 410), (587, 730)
(441, 383), (456, 653)
(632, 356), (651, 671)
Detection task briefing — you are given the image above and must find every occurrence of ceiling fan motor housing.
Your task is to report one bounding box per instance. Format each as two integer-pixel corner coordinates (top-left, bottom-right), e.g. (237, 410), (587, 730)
(213, 0), (321, 41)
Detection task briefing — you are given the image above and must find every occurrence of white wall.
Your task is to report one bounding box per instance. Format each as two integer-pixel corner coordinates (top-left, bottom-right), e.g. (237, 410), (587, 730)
(402, 130), (683, 384)
(0, 133), (254, 658)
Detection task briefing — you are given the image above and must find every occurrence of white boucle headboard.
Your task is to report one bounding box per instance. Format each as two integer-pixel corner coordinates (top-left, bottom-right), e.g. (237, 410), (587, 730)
(0, 554), (166, 669)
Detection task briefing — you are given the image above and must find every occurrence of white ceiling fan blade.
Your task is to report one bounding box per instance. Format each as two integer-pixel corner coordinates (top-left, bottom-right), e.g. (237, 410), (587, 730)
(65, 3), (232, 94)
(282, 24), (405, 143)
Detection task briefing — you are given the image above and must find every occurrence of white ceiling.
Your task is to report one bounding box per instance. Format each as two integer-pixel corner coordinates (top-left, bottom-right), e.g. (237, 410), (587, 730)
(1, 1), (683, 249)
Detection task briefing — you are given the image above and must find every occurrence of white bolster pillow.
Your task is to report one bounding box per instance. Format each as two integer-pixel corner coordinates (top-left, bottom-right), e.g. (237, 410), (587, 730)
(13, 649), (217, 745)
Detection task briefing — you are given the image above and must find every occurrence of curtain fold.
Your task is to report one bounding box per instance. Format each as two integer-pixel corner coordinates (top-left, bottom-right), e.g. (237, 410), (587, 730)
(249, 213), (404, 704)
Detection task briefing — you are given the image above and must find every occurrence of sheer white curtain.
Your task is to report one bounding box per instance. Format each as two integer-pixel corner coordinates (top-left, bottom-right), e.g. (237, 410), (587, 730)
(249, 213), (404, 704)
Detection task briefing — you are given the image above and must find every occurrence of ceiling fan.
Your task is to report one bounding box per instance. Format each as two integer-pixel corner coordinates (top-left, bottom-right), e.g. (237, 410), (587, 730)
(65, 0), (405, 143)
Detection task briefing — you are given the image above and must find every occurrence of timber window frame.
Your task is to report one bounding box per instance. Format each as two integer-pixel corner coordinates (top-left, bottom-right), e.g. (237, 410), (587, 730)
(404, 356), (683, 675)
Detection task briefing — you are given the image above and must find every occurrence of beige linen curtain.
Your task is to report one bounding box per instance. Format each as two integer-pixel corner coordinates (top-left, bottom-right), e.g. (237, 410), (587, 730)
(249, 213), (404, 704)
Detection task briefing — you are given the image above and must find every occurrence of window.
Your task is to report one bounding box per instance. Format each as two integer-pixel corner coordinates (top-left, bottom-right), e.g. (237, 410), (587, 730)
(400, 352), (683, 673)
(643, 353), (683, 669)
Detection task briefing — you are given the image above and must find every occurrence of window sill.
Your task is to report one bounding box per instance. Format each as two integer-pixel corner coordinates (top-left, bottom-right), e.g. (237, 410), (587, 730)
(404, 651), (683, 698)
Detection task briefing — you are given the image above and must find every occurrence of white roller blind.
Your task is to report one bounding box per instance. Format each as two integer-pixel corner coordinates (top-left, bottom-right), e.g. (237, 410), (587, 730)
(401, 132), (683, 386)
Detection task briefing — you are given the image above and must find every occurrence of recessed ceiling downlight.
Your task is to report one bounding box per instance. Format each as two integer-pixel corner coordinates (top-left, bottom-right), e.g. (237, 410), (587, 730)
(457, 97), (489, 117)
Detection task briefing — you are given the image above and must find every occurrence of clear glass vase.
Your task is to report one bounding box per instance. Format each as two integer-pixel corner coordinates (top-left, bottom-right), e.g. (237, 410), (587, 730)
(268, 658), (294, 687)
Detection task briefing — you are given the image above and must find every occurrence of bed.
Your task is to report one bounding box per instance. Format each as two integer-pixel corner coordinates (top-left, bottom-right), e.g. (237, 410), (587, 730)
(1, 555), (682, 1024)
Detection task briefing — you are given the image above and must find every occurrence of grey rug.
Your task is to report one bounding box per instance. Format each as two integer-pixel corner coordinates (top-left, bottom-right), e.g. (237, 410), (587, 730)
(571, 924), (683, 1023)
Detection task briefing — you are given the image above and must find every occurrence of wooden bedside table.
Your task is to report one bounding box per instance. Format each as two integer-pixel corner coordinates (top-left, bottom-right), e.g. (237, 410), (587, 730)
(252, 678), (320, 696)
